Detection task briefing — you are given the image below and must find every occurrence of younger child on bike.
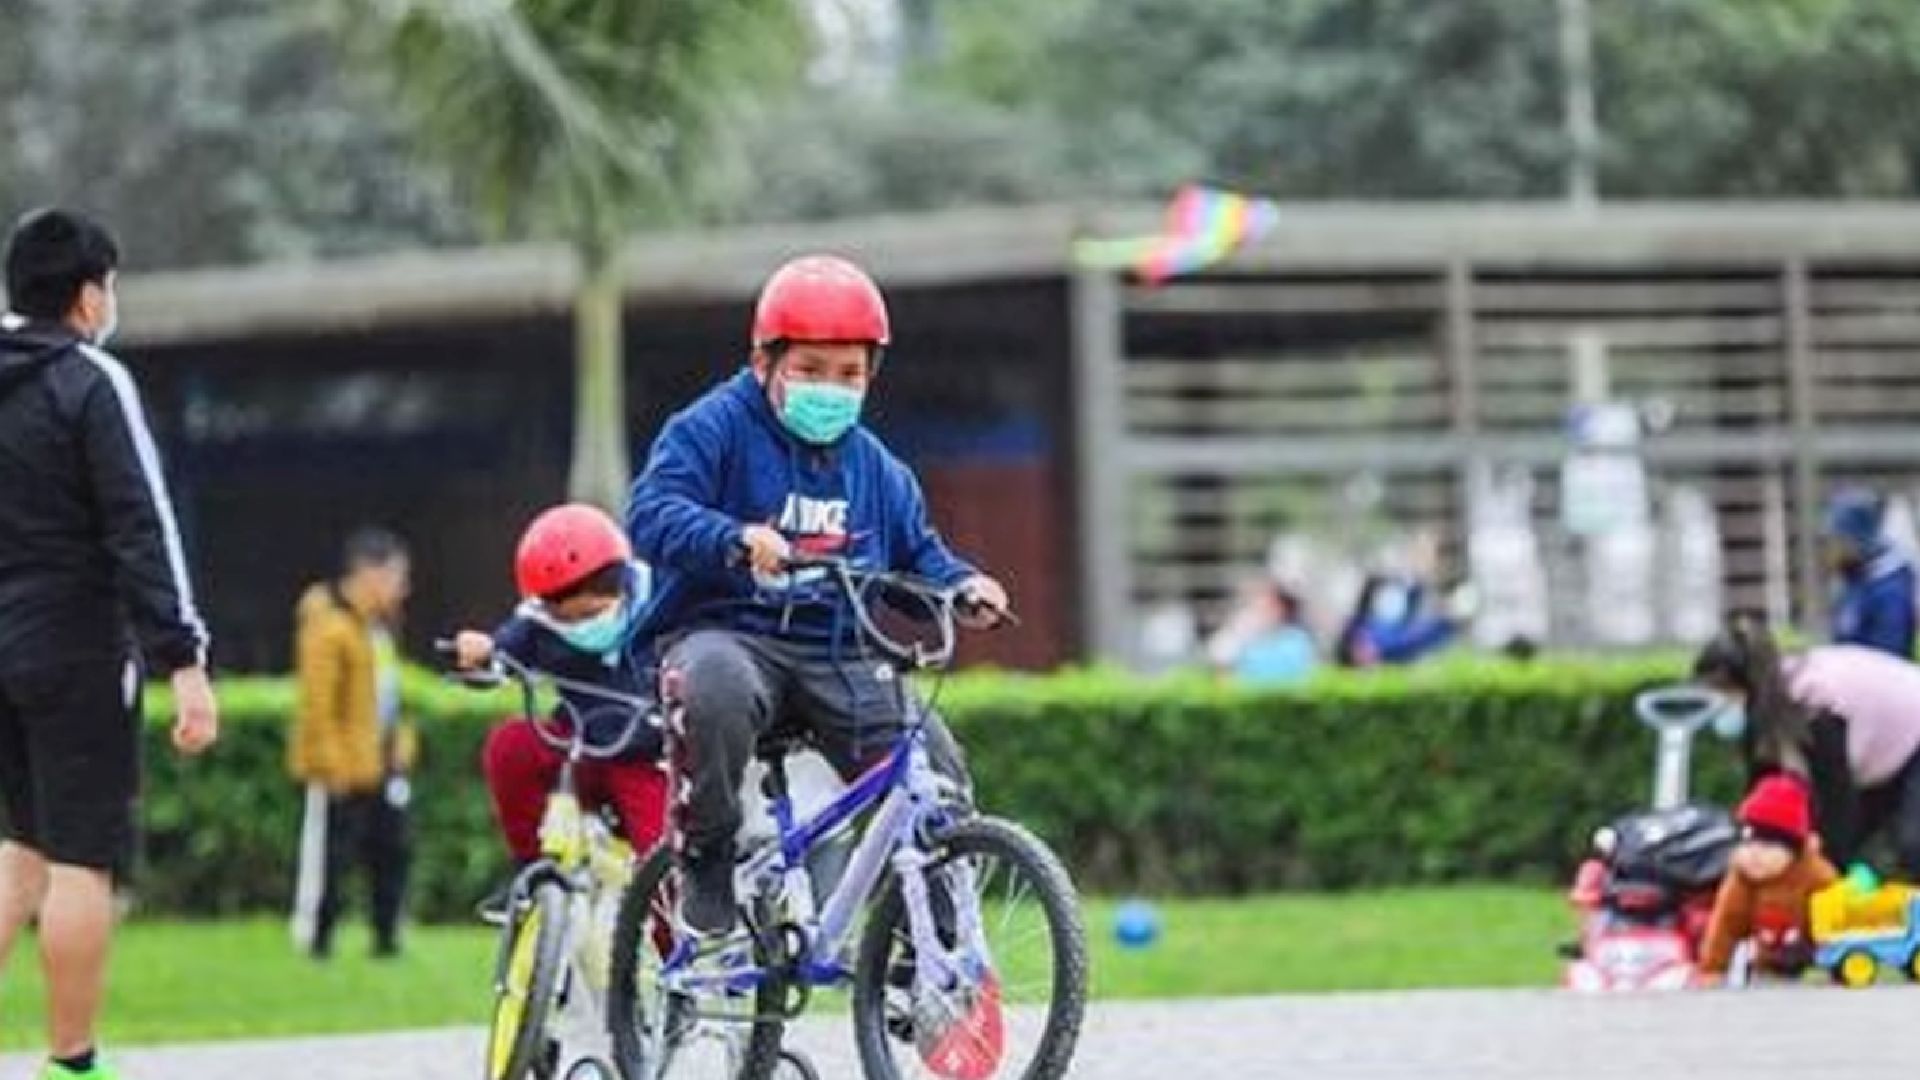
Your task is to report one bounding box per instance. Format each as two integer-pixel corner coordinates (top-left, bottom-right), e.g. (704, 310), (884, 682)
(453, 504), (667, 918)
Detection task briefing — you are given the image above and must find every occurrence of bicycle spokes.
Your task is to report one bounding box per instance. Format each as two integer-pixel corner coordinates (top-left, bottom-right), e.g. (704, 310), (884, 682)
(611, 846), (792, 1080)
(489, 883), (569, 1080)
(884, 847), (1061, 1079)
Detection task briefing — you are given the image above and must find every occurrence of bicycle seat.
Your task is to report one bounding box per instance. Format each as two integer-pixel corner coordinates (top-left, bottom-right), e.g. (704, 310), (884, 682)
(754, 728), (811, 764)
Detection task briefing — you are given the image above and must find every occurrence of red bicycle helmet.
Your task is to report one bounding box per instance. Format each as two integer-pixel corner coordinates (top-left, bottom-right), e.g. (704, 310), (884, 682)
(514, 504), (632, 600)
(751, 255), (890, 347)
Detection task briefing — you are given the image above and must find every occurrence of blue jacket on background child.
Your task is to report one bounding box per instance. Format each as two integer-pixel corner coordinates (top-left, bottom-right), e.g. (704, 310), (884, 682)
(1826, 488), (1917, 659)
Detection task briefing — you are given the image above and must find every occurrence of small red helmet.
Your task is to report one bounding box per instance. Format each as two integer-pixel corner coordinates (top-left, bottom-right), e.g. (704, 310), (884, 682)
(1738, 773), (1812, 846)
(514, 504), (632, 600)
(751, 255), (890, 347)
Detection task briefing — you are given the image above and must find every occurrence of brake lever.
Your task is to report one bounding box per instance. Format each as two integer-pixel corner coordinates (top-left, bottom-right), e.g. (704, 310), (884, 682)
(433, 638), (506, 687)
(450, 667), (506, 690)
(956, 595), (1021, 629)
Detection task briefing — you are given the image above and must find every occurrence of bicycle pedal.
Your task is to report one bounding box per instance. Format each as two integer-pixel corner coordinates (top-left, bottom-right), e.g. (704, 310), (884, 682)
(685, 1007), (777, 1026)
(697, 936), (754, 960)
(673, 933), (755, 974)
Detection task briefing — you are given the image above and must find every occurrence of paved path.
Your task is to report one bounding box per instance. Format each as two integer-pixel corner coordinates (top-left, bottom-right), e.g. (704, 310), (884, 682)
(7, 987), (1920, 1079)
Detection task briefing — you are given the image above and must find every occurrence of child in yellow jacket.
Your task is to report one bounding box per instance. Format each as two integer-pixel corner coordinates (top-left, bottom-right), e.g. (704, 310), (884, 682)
(288, 529), (415, 959)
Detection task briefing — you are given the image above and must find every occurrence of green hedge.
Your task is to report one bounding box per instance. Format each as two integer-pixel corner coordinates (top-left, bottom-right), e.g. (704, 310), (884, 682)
(132, 657), (1741, 920)
(137, 672), (514, 923)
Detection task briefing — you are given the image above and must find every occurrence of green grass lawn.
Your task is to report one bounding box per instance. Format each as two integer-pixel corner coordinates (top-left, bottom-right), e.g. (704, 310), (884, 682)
(1, 921), (494, 1049)
(1089, 886), (1566, 999)
(1, 886), (1568, 1050)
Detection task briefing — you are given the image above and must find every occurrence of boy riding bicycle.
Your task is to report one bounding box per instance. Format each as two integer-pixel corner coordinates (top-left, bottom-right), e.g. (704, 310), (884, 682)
(453, 504), (669, 917)
(626, 254), (1009, 941)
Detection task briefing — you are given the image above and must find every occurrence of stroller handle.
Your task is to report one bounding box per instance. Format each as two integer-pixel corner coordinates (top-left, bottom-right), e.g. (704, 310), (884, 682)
(1632, 685), (1730, 736)
(1633, 684), (1731, 811)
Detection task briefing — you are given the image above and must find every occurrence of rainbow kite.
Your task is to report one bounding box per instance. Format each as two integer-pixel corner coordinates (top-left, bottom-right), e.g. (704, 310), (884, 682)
(1073, 185), (1280, 284)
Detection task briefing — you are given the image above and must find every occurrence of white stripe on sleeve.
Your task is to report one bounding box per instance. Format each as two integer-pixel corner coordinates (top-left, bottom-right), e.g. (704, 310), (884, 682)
(80, 344), (211, 666)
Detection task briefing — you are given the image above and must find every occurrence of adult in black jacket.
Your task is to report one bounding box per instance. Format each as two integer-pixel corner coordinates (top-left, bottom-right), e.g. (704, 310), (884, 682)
(0, 209), (219, 1080)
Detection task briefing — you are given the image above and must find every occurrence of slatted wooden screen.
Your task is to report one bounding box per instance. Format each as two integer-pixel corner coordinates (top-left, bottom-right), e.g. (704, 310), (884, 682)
(1116, 261), (1920, 648)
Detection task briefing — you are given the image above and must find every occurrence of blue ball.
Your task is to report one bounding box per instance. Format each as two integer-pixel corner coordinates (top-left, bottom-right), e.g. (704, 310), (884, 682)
(1113, 899), (1161, 950)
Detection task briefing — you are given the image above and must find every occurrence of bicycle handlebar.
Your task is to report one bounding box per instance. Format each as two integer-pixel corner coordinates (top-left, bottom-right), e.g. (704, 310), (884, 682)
(431, 639), (652, 760)
(777, 554), (1014, 671)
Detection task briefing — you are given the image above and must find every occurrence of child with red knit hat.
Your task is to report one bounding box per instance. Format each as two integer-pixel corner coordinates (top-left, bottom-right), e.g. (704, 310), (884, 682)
(1698, 774), (1839, 983)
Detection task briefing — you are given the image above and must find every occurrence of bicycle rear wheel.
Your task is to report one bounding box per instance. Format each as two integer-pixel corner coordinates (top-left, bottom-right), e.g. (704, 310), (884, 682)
(608, 845), (788, 1080)
(489, 879), (570, 1080)
(852, 816), (1087, 1080)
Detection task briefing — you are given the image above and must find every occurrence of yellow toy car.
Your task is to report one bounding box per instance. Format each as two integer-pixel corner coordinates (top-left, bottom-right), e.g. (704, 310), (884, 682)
(1810, 869), (1920, 988)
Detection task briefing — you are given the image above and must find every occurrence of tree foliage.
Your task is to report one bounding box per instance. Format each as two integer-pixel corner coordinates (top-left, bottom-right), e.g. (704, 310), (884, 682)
(0, 0), (471, 268)
(10, 0), (1920, 268)
(1022, 0), (1569, 200)
(323, 0), (800, 510)
(712, 91), (1070, 224)
(327, 0), (798, 251)
(720, 0), (1920, 219)
(1598, 0), (1920, 196)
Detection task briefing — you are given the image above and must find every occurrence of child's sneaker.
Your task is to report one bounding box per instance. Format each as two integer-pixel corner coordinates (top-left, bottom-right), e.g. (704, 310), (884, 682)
(41, 1057), (122, 1080)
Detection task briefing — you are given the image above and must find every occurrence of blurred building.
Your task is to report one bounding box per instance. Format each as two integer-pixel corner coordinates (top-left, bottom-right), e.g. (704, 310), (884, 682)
(116, 203), (1920, 670)
(120, 211), (1076, 670)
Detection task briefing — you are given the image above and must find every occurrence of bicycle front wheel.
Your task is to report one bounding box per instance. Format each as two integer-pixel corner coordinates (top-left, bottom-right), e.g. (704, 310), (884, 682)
(608, 845), (788, 1080)
(489, 879), (570, 1080)
(852, 816), (1088, 1080)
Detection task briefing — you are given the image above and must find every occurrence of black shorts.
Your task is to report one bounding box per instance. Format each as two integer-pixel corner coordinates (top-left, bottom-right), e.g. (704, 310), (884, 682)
(0, 654), (143, 870)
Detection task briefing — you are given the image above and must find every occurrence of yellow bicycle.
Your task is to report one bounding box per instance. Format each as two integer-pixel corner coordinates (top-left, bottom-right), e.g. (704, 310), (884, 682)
(443, 644), (654, 1080)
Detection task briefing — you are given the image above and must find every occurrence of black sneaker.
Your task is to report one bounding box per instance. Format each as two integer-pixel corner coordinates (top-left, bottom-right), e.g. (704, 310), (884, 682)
(678, 843), (738, 938)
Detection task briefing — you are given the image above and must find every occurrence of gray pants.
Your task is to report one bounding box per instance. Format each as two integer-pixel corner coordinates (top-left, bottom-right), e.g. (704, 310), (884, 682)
(660, 629), (970, 854)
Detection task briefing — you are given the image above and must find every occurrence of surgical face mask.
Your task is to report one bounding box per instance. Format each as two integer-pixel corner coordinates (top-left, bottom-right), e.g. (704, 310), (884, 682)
(91, 281), (118, 346)
(778, 377), (864, 445)
(555, 598), (632, 656)
(1712, 701), (1748, 742)
(1369, 584), (1411, 624)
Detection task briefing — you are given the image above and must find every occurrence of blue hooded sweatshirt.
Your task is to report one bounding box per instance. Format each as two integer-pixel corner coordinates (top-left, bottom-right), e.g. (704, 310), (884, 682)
(626, 370), (975, 647)
(1832, 546), (1917, 659)
(1337, 578), (1455, 667)
(1825, 489), (1917, 658)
